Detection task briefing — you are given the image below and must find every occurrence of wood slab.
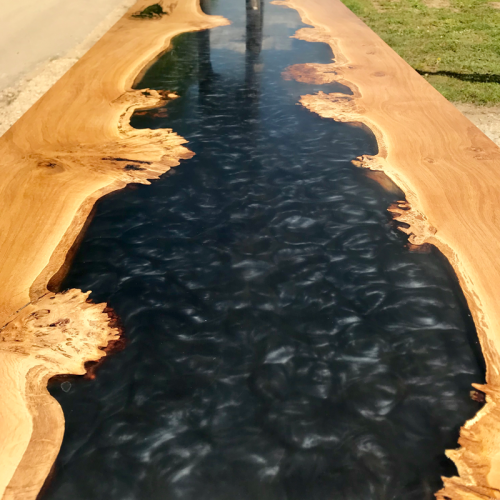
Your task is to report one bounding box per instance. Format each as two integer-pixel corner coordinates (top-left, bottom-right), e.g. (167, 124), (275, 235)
(0, 1), (227, 498)
(0, 0), (498, 498)
(282, 0), (500, 498)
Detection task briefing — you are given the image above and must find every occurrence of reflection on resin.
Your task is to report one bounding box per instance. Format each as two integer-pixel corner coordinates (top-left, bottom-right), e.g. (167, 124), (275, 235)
(41, 1), (484, 499)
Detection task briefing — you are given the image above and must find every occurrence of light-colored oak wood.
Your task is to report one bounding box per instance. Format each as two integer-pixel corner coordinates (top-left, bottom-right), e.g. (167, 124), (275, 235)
(280, 0), (500, 497)
(0, 1), (227, 498)
(1, 0), (499, 497)
(0, 291), (119, 499)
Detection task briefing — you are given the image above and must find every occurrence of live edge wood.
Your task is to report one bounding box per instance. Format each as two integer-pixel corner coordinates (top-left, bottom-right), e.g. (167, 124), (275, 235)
(281, 0), (500, 498)
(1, 0), (499, 498)
(0, 1), (227, 498)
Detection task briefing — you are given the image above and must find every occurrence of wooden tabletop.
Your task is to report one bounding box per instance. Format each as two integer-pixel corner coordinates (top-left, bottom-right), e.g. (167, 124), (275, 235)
(0, 0), (498, 498)
(285, 0), (500, 497)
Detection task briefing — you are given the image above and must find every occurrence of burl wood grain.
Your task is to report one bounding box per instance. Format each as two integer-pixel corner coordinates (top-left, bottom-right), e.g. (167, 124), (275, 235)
(278, 0), (500, 498)
(0, 1), (227, 498)
(0, 291), (119, 499)
(1, 0), (499, 497)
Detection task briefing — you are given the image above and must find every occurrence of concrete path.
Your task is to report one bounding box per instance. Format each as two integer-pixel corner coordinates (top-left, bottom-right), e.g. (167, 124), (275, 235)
(0, 0), (136, 136)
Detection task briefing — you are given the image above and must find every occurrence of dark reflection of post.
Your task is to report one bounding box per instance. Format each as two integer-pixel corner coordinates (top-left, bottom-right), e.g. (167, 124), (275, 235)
(197, 0), (214, 95)
(246, 0), (264, 57)
(197, 30), (214, 90)
(244, 0), (264, 127)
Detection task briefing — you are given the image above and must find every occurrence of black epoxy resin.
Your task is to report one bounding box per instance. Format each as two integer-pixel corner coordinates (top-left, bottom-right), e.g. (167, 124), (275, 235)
(41, 1), (484, 499)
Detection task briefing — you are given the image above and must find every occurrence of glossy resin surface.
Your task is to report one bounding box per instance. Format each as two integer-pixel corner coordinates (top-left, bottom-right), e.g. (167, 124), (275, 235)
(41, 1), (484, 499)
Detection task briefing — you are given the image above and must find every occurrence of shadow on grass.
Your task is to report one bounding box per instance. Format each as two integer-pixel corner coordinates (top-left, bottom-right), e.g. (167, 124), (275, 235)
(416, 69), (500, 84)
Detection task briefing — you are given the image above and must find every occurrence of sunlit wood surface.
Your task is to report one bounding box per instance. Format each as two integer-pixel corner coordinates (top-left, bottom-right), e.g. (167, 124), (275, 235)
(1, 0), (499, 498)
(0, 2), (227, 498)
(283, 0), (500, 497)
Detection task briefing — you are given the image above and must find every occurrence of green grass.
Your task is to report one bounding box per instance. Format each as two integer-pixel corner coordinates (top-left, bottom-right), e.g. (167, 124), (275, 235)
(341, 0), (500, 104)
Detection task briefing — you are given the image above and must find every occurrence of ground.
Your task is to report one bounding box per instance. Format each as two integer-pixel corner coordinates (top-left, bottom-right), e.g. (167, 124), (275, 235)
(342, 0), (500, 144)
(0, 0), (136, 137)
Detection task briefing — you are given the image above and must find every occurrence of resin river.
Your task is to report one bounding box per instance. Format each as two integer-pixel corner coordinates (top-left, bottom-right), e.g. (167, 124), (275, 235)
(41, 0), (484, 498)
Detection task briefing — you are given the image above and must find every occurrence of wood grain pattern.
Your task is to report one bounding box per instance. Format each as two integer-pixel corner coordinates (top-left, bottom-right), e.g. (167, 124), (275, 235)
(0, 290), (119, 499)
(1, 0), (499, 497)
(0, 1), (227, 498)
(280, 0), (500, 497)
